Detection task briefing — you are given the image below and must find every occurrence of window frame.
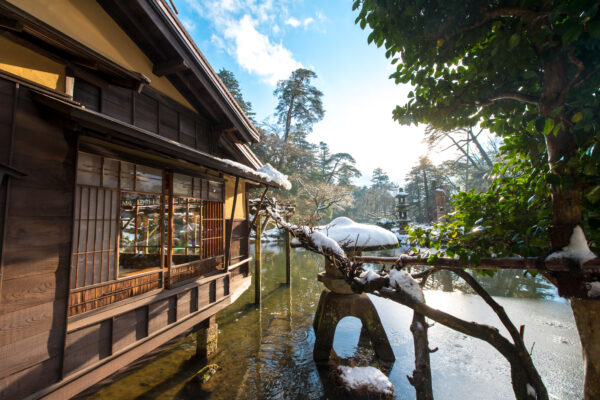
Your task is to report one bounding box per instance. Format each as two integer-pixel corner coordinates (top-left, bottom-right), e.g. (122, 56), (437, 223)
(70, 151), (226, 293)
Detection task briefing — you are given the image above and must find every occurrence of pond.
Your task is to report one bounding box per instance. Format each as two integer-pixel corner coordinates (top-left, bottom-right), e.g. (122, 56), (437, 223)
(86, 242), (583, 400)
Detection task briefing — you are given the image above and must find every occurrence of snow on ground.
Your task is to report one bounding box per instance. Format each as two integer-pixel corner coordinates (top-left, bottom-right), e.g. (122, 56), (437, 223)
(318, 217), (398, 249)
(546, 225), (597, 266)
(389, 269), (425, 302)
(337, 366), (394, 397)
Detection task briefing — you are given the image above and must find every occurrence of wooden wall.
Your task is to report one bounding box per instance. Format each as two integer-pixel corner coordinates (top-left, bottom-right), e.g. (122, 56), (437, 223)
(0, 78), (75, 399)
(74, 79), (213, 154)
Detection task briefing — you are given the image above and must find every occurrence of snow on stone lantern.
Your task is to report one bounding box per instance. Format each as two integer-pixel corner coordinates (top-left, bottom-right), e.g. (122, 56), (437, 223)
(312, 217), (397, 363)
(396, 188), (409, 230)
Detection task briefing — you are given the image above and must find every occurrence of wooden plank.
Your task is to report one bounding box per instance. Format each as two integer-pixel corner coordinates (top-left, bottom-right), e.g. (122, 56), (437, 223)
(73, 79), (101, 112)
(134, 92), (158, 133)
(4, 216), (72, 248)
(176, 289), (192, 320)
(63, 320), (111, 375)
(1, 243), (70, 280)
(0, 356), (61, 400)
(7, 186), (74, 217)
(152, 58), (189, 77)
(0, 328), (63, 377)
(179, 113), (195, 147)
(112, 307), (148, 353)
(0, 272), (68, 315)
(158, 103), (178, 140)
(0, 299), (65, 347)
(147, 298), (169, 335)
(102, 85), (133, 124)
(38, 297), (230, 400)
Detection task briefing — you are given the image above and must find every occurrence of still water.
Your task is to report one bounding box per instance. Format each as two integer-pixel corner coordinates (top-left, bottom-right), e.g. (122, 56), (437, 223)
(87, 243), (583, 400)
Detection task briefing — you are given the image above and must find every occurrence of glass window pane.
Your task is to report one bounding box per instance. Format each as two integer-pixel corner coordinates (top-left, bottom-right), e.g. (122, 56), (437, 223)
(119, 192), (162, 276)
(103, 158), (119, 189)
(136, 165), (162, 193)
(173, 173), (193, 196)
(77, 152), (101, 186)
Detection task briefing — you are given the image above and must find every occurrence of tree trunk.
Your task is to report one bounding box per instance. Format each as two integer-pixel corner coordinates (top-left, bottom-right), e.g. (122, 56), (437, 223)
(541, 55), (598, 399)
(571, 299), (600, 400)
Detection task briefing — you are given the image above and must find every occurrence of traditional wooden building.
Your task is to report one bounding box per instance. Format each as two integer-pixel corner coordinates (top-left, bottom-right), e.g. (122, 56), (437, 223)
(0, 1), (285, 398)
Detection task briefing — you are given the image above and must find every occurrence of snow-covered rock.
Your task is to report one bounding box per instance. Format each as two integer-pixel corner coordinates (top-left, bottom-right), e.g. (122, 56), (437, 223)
(318, 217), (399, 250)
(336, 366), (394, 399)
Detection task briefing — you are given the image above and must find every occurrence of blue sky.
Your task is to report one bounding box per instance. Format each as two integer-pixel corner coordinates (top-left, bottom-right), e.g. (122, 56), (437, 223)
(176, 0), (436, 187)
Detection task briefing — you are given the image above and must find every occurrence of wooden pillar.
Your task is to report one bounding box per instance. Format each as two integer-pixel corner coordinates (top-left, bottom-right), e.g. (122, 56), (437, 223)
(196, 315), (218, 359)
(285, 216), (291, 285)
(254, 213), (262, 304)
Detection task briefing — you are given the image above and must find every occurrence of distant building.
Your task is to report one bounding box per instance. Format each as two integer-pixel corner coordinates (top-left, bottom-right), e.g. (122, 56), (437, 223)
(0, 1), (284, 398)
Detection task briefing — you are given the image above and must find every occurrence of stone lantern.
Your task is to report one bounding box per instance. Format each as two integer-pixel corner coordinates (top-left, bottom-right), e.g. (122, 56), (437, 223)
(396, 188), (409, 230)
(313, 217), (397, 363)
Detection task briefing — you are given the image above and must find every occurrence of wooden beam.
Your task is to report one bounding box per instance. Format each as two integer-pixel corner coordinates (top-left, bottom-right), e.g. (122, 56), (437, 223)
(225, 176), (239, 270)
(254, 213), (261, 305)
(248, 186), (269, 235)
(153, 58), (189, 77)
(350, 255), (600, 273)
(285, 215), (291, 285)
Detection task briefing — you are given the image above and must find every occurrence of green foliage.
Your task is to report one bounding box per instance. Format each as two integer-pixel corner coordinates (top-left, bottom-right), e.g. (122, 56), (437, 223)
(409, 157), (552, 262)
(354, 0), (600, 254)
(217, 69), (255, 120)
(274, 68), (324, 143)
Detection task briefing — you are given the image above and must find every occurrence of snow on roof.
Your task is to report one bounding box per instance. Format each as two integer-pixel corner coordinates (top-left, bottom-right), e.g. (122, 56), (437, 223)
(257, 163), (292, 190)
(318, 217), (399, 250)
(337, 366), (394, 397)
(546, 225), (597, 266)
(217, 158), (292, 190)
(310, 230), (346, 258)
(389, 269), (425, 302)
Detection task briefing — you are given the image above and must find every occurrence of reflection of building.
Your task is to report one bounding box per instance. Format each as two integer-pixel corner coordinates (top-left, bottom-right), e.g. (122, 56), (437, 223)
(396, 188), (410, 229)
(0, 1), (286, 398)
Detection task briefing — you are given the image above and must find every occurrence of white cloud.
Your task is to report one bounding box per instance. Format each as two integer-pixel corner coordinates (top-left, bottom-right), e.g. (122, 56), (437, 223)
(285, 17), (301, 28)
(184, 0), (301, 85)
(303, 17), (314, 28)
(224, 15), (302, 85)
(180, 16), (197, 32)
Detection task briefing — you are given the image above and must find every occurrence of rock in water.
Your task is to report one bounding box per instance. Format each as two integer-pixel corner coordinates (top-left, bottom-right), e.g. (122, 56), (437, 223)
(334, 365), (394, 399)
(191, 364), (220, 385)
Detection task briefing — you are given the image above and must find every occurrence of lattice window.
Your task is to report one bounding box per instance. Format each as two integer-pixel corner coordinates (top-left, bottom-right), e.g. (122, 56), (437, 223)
(70, 152), (225, 297)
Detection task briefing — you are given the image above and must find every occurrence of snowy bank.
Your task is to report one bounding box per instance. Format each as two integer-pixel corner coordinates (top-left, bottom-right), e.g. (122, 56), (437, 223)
(318, 217), (399, 251)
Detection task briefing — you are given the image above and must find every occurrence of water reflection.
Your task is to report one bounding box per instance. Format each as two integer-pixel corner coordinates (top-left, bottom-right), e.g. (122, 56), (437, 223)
(87, 243), (582, 400)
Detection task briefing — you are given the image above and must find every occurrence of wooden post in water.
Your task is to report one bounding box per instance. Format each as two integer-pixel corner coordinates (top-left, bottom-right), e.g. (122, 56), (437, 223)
(255, 213), (262, 304)
(285, 216), (291, 285)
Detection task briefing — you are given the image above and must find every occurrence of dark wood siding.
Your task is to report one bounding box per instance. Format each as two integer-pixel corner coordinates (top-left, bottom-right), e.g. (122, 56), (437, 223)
(73, 79), (218, 154)
(0, 79), (75, 399)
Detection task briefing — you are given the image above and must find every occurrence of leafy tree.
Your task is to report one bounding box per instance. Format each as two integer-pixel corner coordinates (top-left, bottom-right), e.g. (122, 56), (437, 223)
(354, 0), (600, 397)
(274, 68), (325, 144)
(217, 68), (255, 120)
